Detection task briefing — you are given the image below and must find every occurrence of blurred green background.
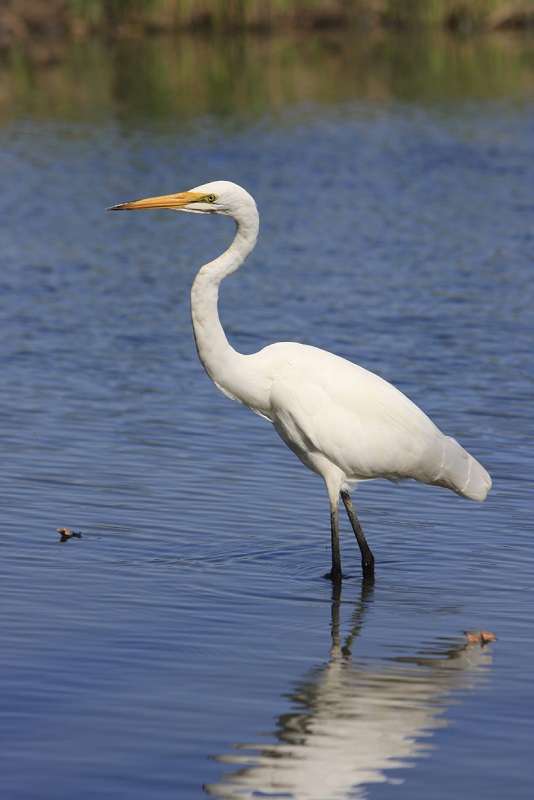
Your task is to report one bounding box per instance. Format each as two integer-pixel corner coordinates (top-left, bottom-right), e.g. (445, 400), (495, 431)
(1, 0), (533, 126)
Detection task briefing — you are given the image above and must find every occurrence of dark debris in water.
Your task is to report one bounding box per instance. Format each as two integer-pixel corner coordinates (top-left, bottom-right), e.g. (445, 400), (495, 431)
(57, 527), (82, 543)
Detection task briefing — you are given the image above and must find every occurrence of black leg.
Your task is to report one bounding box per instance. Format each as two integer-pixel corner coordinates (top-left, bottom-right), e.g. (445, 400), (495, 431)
(325, 499), (342, 583)
(341, 490), (375, 580)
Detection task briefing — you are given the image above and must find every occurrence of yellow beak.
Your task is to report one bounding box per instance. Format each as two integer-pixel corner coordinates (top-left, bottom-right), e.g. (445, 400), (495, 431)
(107, 191), (205, 211)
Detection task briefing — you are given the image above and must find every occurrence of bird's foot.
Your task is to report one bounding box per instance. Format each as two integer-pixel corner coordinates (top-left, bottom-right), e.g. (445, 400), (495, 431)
(323, 568), (343, 583)
(361, 569), (375, 587)
(361, 551), (375, 579)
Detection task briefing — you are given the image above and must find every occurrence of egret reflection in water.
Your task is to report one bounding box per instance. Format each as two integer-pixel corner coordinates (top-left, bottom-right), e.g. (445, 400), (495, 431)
(206, 585), (493, 799)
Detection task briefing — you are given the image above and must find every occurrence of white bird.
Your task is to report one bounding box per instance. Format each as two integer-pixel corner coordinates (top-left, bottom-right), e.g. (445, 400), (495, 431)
(109, 180), (491, 582)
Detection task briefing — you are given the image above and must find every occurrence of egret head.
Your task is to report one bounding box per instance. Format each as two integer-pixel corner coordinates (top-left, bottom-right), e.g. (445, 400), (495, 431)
(108, 180), (256, 218)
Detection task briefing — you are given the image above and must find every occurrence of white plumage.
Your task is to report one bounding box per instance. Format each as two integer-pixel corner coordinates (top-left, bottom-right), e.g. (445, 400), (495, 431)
(109, 180), (491, 581)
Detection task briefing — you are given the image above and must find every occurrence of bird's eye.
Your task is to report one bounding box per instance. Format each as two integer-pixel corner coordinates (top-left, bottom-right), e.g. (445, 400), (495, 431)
(206, 194), (217, 203)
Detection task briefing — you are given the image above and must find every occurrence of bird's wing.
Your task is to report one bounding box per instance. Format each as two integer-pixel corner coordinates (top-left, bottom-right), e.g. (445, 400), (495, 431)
(261, 343), (447, 484)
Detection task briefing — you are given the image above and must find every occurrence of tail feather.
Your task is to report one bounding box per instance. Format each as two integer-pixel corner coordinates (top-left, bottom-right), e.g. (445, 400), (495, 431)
(436, 436), (491, 502)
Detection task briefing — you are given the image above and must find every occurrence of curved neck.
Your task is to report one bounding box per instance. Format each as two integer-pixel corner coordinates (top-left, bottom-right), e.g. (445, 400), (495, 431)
(190, 209), (259, 403)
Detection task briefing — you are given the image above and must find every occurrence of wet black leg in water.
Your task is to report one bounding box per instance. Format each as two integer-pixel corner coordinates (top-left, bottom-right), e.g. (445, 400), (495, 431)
(326, 502), (342, 583)
(341, 490), (375, 579)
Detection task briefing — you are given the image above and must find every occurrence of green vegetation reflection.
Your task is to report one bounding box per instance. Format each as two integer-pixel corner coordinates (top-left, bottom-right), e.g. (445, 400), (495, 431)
(1, 30), (532, 126)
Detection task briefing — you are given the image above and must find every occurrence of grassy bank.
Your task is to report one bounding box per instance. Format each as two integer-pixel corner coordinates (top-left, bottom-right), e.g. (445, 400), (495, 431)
(0, 0), (533, 44)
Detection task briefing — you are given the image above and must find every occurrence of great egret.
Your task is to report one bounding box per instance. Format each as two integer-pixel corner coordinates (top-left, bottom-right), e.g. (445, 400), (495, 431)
(109, 180), (491, 582)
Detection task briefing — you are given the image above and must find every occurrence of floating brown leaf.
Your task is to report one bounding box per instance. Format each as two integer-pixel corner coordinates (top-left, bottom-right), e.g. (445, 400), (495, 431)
(464, 630), (497, 644)
(57, 527), (82, 541)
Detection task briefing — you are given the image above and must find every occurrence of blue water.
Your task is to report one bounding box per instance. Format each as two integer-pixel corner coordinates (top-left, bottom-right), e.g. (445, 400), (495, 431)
(1, 95), (533, 799)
